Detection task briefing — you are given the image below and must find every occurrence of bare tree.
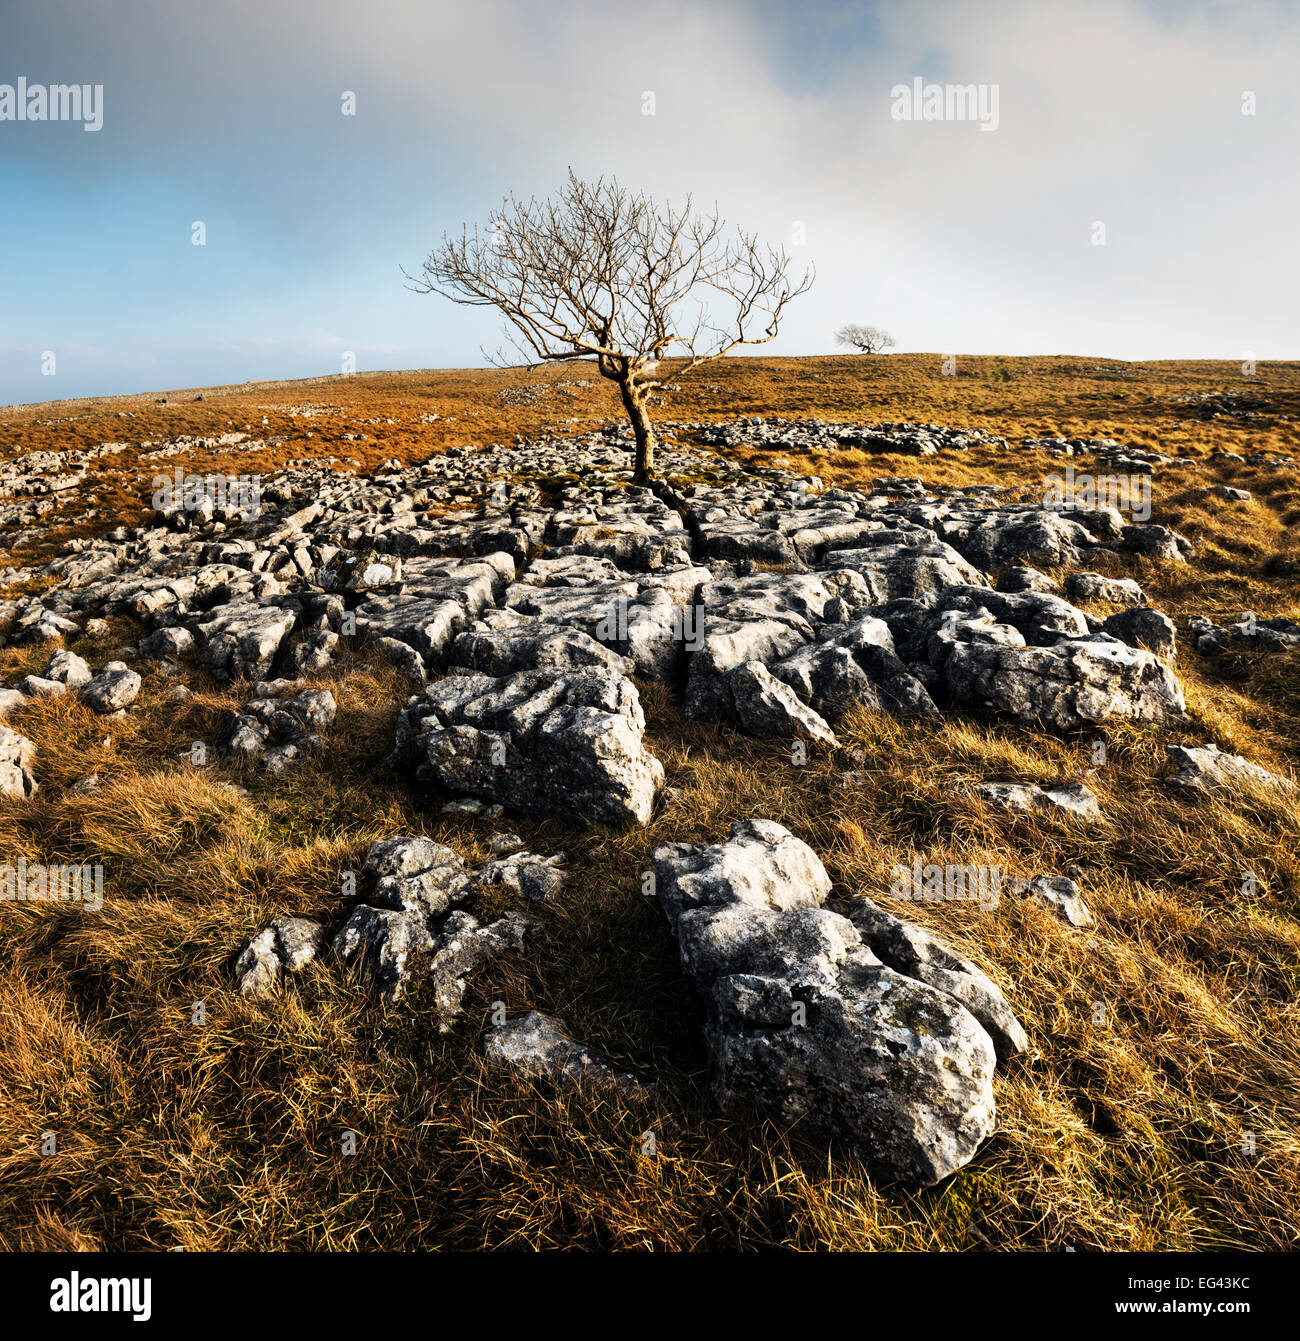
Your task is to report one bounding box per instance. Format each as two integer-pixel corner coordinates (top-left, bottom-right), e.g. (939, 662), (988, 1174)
(406, 171), (814, 482)
(835, 323), (896, 354)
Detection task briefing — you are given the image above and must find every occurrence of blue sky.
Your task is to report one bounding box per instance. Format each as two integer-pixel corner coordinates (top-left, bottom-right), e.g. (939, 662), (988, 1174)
(2, 0), (1298, 403)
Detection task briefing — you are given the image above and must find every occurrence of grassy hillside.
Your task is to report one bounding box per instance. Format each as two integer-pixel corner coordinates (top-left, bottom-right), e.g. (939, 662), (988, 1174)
(1, 354), (1298, 1250)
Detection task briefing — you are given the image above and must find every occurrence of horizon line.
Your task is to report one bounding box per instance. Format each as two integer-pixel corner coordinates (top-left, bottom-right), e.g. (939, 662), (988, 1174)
(5, 351), (1293, 414)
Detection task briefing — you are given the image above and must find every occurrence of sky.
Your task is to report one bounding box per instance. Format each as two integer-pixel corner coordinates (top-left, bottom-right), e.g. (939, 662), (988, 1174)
(1, 0), (1297, 404)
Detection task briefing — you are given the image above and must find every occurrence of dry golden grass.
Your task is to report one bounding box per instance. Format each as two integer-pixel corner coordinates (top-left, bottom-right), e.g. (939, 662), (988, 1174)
(1, 354), (1298, 1249)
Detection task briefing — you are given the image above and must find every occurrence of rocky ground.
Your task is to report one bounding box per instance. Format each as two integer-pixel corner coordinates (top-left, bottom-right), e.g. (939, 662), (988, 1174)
(1, 357), (1298, 1248)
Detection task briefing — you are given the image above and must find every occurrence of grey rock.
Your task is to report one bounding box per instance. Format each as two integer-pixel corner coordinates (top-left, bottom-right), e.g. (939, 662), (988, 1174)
(43, 649), (93, 687)
(319, 548), (402, 591)
(0, 688), (30, 718)
(286, 629), (338, 675)
(332, 904), (435, 1002)
(847, 896), (1028, 1059)
(138, 626), (195, 660)
(392, 666), (664, 826)
(475, 851), (566, 902)
(270, 916), (326, 971)
(193, 602), (297, 681)
(363, 836), (473, 918)
(822, 540), (988, 603)
(483, 1010), (650, 1095)
(278, 688), (336, 734)
(1166, 742), (1296, 795)
(79, 663), (142, 714)
(441, 796), (484, 815)
(262, 735), (323, 776)
(1117, 524), (1192, 562)
(372, 635), (428, 685)
(0, 727), (38, 800)
(654, 820), (999, 1186)
(225, 714), (271, 762)
(1188, 614), (1300, 656)
(1065, 572), (1147, 607)
(428, 910), (534, 1029)
(944, 638), (1185, 729)
(16, 674), (66, 699)
(1102, 607), (1177, 658)
(976, 779), (1101, 821)
(234, 917), (325, 999)
(997, 567), (1059, 594)
(729, 660), (839, 744)
(1004, 875), (1093, 927)
(450, 624), (634, 678)
(773, 619), (939, 722)
(233, 927), (279, 1001)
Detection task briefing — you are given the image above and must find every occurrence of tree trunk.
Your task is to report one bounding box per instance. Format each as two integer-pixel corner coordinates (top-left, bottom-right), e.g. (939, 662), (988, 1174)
(618, 378), (656, 483)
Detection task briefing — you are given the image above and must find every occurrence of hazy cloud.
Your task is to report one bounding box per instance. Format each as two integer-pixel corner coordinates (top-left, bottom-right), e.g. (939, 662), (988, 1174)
(2, 0), (1296, 401)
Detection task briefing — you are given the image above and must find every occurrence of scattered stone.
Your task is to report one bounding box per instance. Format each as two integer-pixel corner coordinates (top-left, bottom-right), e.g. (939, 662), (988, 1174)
(1165, 742), (1296, 796)
(943, 638), (1185, 729)
(0, 688), (30, 718)
(441, 796), (484, 815)
(362, 835), (474, 919)
(475, 850), (567, 902)
(262, 735), (323, 776)
(16, 675), (66, 699)
(44, 649), (92, 687)
(997, 567), (1059, 594)
(319, 548), (402, 591)
(976, 779), (1101, 820)
(286, 629), (338, 675)
(78, 663), (142, 714)
(225, 715), (271, 762)
(225, 684), (337, 773)
(1116, 524), (1192, 562)
(373, 635), (428, 685)
(138, 626), (195, 660)
(234, 916), (326, 1000)
(194, 602), (297, 682)
(0, 727), (38, 800)
(450, 624), (634, 678)
(429, 911), (535, 1029)
(333, 904), (434, 1002)
(483, 1010), (650, 1095)
(10, 426), (1205, 758)
(1188, 614), (1300, 656)
(1004, 874), (1093, 927)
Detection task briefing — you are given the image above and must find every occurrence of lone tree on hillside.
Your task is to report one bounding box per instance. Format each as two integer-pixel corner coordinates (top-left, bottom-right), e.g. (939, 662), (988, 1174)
(407, 171), (814, 482)
(835, 323), (896, 354)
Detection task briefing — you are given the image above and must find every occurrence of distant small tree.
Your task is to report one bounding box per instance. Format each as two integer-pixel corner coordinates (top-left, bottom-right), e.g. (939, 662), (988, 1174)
(407, 170), (813, 482)
(835, 323), (896, 354)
